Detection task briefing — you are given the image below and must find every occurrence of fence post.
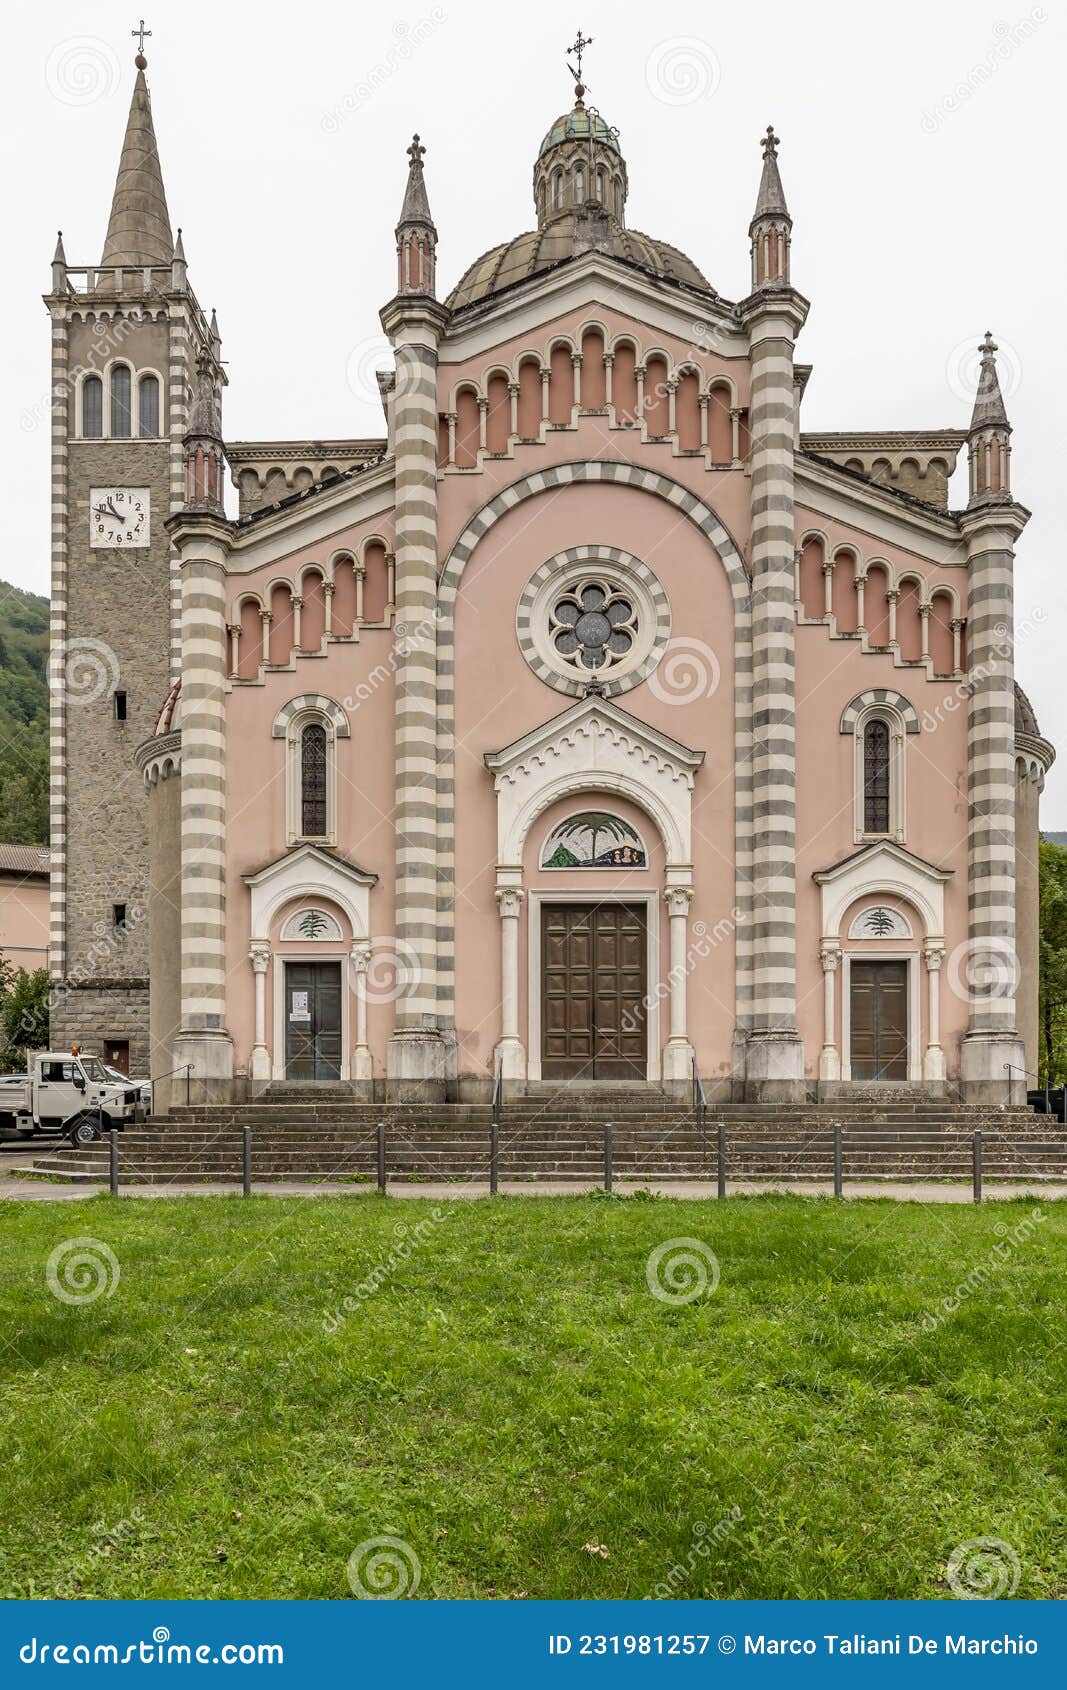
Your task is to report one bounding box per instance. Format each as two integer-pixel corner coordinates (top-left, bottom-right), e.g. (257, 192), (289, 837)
(833, 1121), (843, 1199)
(490, 1119), (499, 1196)
(242, 1126), (252, 1198)
(972, 1129), (983, 1205)
(185, 1065), (191, 1108)
(603, 1121), (613, 1194)
(108, 1127), (119, 1197)
(376, 1119), (387, 1195)
(716, 1119), (726, 1200)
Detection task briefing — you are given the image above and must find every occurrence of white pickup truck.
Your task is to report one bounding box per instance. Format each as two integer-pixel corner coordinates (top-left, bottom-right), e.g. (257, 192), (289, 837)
(0, 1051), (145, 1143)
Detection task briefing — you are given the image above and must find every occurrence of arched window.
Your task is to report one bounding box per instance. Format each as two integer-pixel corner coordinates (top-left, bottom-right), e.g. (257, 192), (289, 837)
(574, 167), (585, 203)
(863, 719), (891, 834)
(595, 168), (605, 202)
(82, 375), (103, 438)
(553, 170), (563, 210)
(110, 365), (132, 437)
(537, 181), (546, 220)
(300, 722), (328, 838)
(138, 374), (160, 437)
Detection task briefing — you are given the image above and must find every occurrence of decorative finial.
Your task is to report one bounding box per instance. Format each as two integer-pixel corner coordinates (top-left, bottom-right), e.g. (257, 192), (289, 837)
(567, 29), (593, 102)
(132, 18), (151, 69)
(980, 329), (997, 358)
(762, 125), (779, 160)
(407, 133), (426, 167)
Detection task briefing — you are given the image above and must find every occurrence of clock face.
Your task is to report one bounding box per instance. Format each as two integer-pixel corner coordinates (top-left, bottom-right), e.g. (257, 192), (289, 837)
(90, 487), (150, 549)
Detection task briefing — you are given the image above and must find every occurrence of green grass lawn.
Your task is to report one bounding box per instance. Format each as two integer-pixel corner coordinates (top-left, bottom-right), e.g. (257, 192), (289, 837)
(0, 1193), (1064, 1600)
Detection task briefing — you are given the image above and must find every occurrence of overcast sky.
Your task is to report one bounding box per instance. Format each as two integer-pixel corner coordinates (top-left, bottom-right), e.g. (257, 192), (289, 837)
(3, 0), (1064, 819)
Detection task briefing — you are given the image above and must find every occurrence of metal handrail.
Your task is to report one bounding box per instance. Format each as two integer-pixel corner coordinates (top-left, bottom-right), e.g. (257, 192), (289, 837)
(147, 1062), (194, 1107)
(1005, 1062), (1065, 1122)
(490, 1060), (502, 1195)
(691, 1056), (707, 1157)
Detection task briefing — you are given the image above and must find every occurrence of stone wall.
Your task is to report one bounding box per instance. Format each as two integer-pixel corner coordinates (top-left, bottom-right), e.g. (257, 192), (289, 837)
(50, 981), (151, 1074)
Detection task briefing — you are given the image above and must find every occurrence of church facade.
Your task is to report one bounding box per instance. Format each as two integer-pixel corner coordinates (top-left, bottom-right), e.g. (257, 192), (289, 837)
(46, 51), (1053, 1106)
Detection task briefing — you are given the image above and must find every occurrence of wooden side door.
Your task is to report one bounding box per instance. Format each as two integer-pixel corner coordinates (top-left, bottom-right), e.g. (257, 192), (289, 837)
(850, 960), (908, 1080)
(285, 962), (342, 1080)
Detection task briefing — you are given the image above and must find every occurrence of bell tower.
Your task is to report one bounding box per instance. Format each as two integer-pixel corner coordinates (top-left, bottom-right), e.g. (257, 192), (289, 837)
(44, 38), (223, 1073)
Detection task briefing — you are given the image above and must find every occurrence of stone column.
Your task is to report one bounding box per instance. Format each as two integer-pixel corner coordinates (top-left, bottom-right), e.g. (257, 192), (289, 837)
(380, 300), (450, 1098)
(249, 943), (270, 1081)
(922, 943), (945, 1084)
(352, 943), (373, 1083)
(959, 504), (1028, 1101)
(168, 516), (234, 1097)
(741, 292), (808, 1099)
(494, 882), (526, 1081)
(662, 884), (695, 1083)
(818, 943), (841, 1082)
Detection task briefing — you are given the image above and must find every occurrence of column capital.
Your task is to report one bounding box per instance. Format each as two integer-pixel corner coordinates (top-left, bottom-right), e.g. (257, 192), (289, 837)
(249, 943), (270, 974)
(351, 942), (372, 971)
(923, 943), (945, 971)
(495, 887), (524, 918)
(819, 942), (841, 972)
(664, 886), (693, 917)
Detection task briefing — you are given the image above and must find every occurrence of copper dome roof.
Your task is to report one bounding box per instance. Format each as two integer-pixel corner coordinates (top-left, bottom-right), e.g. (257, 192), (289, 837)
(446, 220), (711, 310)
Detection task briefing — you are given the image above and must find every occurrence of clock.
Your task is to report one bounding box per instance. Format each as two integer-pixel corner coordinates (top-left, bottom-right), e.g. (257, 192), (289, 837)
(90, 488), (150, 549)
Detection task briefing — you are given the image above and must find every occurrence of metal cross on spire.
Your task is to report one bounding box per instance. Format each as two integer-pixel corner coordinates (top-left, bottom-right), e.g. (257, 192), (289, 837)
(132, 18), (151, 54)
(567, 29), (594, 88)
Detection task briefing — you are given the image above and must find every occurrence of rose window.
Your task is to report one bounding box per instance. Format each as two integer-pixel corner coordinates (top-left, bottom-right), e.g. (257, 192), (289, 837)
(548, 578), (638, 675)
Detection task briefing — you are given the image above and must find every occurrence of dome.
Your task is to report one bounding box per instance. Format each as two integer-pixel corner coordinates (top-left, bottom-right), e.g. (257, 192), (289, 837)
(1014, 681), (1041, 738)
(539, 106), (621, 158)
(447, 224), (711, 309)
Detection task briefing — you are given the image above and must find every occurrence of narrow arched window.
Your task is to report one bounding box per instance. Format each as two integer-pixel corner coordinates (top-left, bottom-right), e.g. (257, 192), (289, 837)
(574, 167), (585, 203)
(595, 168), (605, 202)
(138, 374), (159, 437)
(82, 376), (103, 438)
(110, 365), (132, 437)
(537, 181), (546, 220)
(553, 170), (563, 210)
(300, 723), (328, 837)
(863, 719), (891, 834)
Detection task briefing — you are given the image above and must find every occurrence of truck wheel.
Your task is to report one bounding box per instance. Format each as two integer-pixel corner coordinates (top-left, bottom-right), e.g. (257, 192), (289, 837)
(68, 1114), (101, 1146)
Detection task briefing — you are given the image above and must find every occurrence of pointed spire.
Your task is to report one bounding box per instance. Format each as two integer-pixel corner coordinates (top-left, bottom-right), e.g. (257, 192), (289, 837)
(209, 307), (222, 361)
(752, 125), (790, 221)
(394, 134), (438, 298)
(749, 126), (792, 290)
(183, 350), (226, 515)
(970, 331), (1010, 430)
(187, 350), (222, 440)
(170, 225), (187, 290)
(52, 230), (67, 265)
(51, 230), (67, 292)
(967, 331), (1013, 505)
(101, 61), (174, 268)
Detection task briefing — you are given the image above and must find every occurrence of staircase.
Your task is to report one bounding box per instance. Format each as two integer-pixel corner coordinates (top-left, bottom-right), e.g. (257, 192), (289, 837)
(25, 1091), (1067, 1186)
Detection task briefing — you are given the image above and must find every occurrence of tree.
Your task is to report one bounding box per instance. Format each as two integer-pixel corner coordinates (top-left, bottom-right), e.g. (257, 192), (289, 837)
(551, 811), (635, 865)
(1038, 839), (1067, 1082)
(0, 967), (49, 1071)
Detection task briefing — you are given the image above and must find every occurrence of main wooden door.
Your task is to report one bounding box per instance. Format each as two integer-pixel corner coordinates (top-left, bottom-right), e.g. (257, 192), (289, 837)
(541, 903), (647, 1079)
(285, 961), (342, 1080)
(850, 960), (908, 1080)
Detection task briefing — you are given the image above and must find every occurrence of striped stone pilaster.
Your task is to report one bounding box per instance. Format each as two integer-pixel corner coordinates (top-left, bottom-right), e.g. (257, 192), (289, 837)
(959, 504), (1028, 1100)
(171, 522), (233, 1093)
(48, 307), (70, 984)
(381, 301), (449, 1094)
(167, 306), (189, 678)
(742, 296), (807, 1096)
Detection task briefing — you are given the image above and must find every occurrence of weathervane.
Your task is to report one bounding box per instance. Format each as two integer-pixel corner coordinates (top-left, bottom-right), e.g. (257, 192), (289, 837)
(567, 29), (593, 91)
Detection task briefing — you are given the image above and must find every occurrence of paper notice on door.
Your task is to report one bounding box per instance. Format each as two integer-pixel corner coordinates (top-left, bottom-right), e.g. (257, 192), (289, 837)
(290, 990), (311, 1022)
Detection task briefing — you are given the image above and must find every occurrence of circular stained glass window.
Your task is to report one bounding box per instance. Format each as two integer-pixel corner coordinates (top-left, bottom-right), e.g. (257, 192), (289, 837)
(548, 578), (638, 675)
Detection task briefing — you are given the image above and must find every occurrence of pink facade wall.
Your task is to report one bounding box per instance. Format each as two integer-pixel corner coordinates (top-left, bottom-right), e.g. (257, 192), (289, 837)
(0, 874), (49, 971)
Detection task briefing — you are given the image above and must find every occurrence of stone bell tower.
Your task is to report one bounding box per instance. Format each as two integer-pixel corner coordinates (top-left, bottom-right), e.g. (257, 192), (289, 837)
(45, 40), (222, 1071)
